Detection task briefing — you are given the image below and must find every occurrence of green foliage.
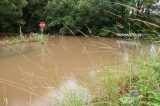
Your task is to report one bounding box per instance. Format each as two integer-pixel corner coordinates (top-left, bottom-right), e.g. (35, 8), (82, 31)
(0, 33), (48, 45)
(0, 0), (159, 38)
(32, 33), (48, 44)
(99, 27), (118, 36)
(1, 35), (28, 45)
(0, 0), (27, 31)
(86, 54), (160, 106)
(22, 0), (48, 32)
(57, 95), (85, 106)
(119, 56), (160, 105)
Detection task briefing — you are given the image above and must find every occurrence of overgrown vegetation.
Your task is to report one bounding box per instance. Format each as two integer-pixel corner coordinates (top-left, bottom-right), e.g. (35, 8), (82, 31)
(54, 54), (160, 106)
(0, 0), (160, 105)
(0, 0), (159, 38)
(32, 33), (48, 44)
(0, 36), (28, 45)
(0, 34), (48, 46)
(90, 54), (160, 106)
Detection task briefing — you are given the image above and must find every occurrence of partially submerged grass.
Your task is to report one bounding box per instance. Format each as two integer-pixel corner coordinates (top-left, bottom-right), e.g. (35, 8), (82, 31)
(0, 36), (28, 45)
(32, 33), (48, 44)
(57, 95), (85, 106)
(0, 33), (48, 46)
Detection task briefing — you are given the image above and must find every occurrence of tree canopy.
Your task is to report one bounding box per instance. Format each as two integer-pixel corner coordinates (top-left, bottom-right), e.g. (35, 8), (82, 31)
(0, 0), (159, 36)
(0, 0), (27, 31)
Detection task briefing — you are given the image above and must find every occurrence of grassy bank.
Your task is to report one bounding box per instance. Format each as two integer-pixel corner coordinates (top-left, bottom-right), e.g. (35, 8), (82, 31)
(119, 58), (160, 106)
(56, 54), (160, 106)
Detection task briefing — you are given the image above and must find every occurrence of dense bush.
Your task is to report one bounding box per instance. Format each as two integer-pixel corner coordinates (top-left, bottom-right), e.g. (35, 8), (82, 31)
(0, 0), (27, 32)
(0, 0), (159, 36)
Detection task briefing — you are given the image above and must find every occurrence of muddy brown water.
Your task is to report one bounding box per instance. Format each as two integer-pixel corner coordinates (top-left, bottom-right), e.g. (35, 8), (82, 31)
(0, 36), (159, 106)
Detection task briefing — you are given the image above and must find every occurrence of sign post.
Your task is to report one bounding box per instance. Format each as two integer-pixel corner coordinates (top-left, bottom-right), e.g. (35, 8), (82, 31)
(39, 22), (46, 36)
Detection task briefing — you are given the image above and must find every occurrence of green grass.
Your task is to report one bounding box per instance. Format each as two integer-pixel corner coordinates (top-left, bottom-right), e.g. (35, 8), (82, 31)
(0, 33), (48, 46)
(88, 55), (160, 106)
(119, 57), (160, 106)
(57, 95), (85, 106)
(90, 66), (119, 106)
(32, 33), (48, 44)
(56, 54), (159, 106)
(0, 36), (28, 45)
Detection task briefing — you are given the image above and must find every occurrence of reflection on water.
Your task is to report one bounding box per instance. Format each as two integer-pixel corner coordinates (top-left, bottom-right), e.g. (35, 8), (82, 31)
(123, 50), (129, 63)
(149, 44), (159, 59)
(0, 36), (159, 106)
(0, 43), (43, 59)
(10, 79), (90, 106)
(116, 40), (140, 47)
(54, 79), (90, 105)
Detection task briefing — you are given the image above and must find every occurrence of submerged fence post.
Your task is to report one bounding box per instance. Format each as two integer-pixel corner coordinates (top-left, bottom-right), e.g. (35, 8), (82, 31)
(41, 28), (44, 36)
(19, 26), (23, 37)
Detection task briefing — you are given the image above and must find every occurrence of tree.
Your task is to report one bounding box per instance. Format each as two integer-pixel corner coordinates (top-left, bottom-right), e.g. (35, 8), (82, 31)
(22, 0), (49, 32)
(0, 0), (27, 32)
(45, 0), (114, 34)
(0, 0), (159, 36)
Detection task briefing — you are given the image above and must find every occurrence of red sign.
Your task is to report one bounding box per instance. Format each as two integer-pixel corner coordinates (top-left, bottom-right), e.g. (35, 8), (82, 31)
(39, 22), (46, 29)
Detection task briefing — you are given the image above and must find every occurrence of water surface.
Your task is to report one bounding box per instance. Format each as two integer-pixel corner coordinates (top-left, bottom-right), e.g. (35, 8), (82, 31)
(0, 36), (159, 106)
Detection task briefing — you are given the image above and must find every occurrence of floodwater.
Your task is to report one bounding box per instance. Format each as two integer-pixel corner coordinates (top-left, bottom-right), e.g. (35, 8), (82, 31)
(0, 36), (159, 106)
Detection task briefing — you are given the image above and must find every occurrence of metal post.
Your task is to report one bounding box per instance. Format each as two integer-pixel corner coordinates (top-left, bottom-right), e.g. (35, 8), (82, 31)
(41, 28), (44, 36)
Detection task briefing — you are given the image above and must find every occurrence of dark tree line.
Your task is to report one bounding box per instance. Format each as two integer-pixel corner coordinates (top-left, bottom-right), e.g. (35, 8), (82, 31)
(0, 0), (159, 36)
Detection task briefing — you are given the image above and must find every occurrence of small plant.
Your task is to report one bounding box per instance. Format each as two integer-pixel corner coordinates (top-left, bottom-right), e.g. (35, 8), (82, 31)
(31, 33), (48, 44)
(54, 79), (90, 106)
(57, 95), (85, 106)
